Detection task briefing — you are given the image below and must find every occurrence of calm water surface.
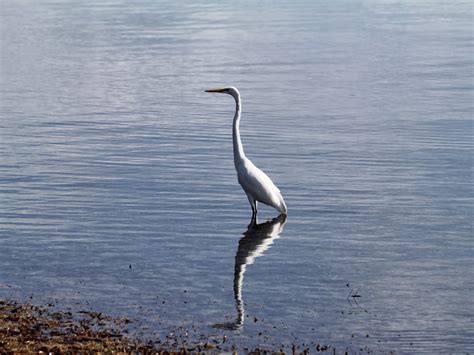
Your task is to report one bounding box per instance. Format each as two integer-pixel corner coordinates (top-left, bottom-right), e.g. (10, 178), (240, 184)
(1, 1), (473, 353)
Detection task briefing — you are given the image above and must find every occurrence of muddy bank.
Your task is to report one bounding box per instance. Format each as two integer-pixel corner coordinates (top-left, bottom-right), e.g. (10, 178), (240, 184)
(0, 298), (291, 353)
(0, 299), (161, 352)
(0, 299), (241, 353)
(0, 298), (383, 354)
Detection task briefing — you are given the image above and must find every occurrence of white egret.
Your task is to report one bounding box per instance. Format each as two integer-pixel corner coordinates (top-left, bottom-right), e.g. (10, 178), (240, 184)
(205, 87), (287, 218)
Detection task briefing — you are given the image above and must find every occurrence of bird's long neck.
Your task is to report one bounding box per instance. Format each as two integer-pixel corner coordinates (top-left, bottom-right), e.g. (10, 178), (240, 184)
(232, 94), (246, 166)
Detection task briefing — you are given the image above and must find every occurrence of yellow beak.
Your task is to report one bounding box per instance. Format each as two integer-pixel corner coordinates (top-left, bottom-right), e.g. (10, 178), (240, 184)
(204, 88), (225, 93)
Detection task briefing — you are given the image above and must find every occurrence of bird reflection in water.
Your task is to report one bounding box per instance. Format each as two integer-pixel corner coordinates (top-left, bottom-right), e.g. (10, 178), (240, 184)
(214, 214), (287, 330)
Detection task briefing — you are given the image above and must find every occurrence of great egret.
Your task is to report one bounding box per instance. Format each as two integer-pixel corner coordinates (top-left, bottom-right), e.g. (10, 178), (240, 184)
(205, 87), (287, 218)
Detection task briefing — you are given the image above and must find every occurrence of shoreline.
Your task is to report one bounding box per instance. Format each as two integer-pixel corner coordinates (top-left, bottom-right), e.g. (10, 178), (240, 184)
(0, 298), (342, 353)
(0, 299), (158, 353)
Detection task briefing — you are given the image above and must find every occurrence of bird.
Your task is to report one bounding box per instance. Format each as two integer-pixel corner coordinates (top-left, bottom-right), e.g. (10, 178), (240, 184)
(205, 86), (287, 219)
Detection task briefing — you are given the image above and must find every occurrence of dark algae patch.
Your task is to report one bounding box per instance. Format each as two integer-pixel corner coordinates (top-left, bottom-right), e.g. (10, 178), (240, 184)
(0, 299), (156, 353)
(0, 298), (389, 353)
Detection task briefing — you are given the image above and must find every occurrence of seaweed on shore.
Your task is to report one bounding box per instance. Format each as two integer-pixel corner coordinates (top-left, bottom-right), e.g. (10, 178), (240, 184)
(0, 299), (157, 353)
(0, 298), (363, 354)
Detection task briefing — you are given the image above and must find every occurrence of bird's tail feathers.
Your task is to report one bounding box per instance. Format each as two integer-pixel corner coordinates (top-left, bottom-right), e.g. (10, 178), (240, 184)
(278, 199), (288, 215)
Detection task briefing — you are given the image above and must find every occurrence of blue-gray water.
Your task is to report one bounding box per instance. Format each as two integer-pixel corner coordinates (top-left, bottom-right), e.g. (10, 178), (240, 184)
(1, 1), (473, 353)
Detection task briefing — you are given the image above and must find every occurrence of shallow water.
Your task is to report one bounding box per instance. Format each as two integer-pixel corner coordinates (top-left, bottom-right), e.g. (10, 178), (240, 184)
(1, 0), (473, 352)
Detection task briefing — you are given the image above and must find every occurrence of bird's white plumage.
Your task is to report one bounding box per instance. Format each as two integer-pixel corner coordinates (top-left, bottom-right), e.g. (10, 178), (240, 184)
(205, 86), (287, 217)
(236, 158), (287, 213)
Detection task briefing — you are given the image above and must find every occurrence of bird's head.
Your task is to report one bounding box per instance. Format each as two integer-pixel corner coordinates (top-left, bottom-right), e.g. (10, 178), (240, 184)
(205, 86), (239, 99)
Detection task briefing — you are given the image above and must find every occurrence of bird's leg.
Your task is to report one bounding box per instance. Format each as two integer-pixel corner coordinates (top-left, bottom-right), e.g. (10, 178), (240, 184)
(249, 211), (257, 227)
(246, 194), (257, 218)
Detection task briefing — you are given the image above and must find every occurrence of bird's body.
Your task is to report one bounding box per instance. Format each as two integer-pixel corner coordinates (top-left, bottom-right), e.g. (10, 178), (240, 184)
(205, 86), (287, 218)
(236, 158), (287, 215)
